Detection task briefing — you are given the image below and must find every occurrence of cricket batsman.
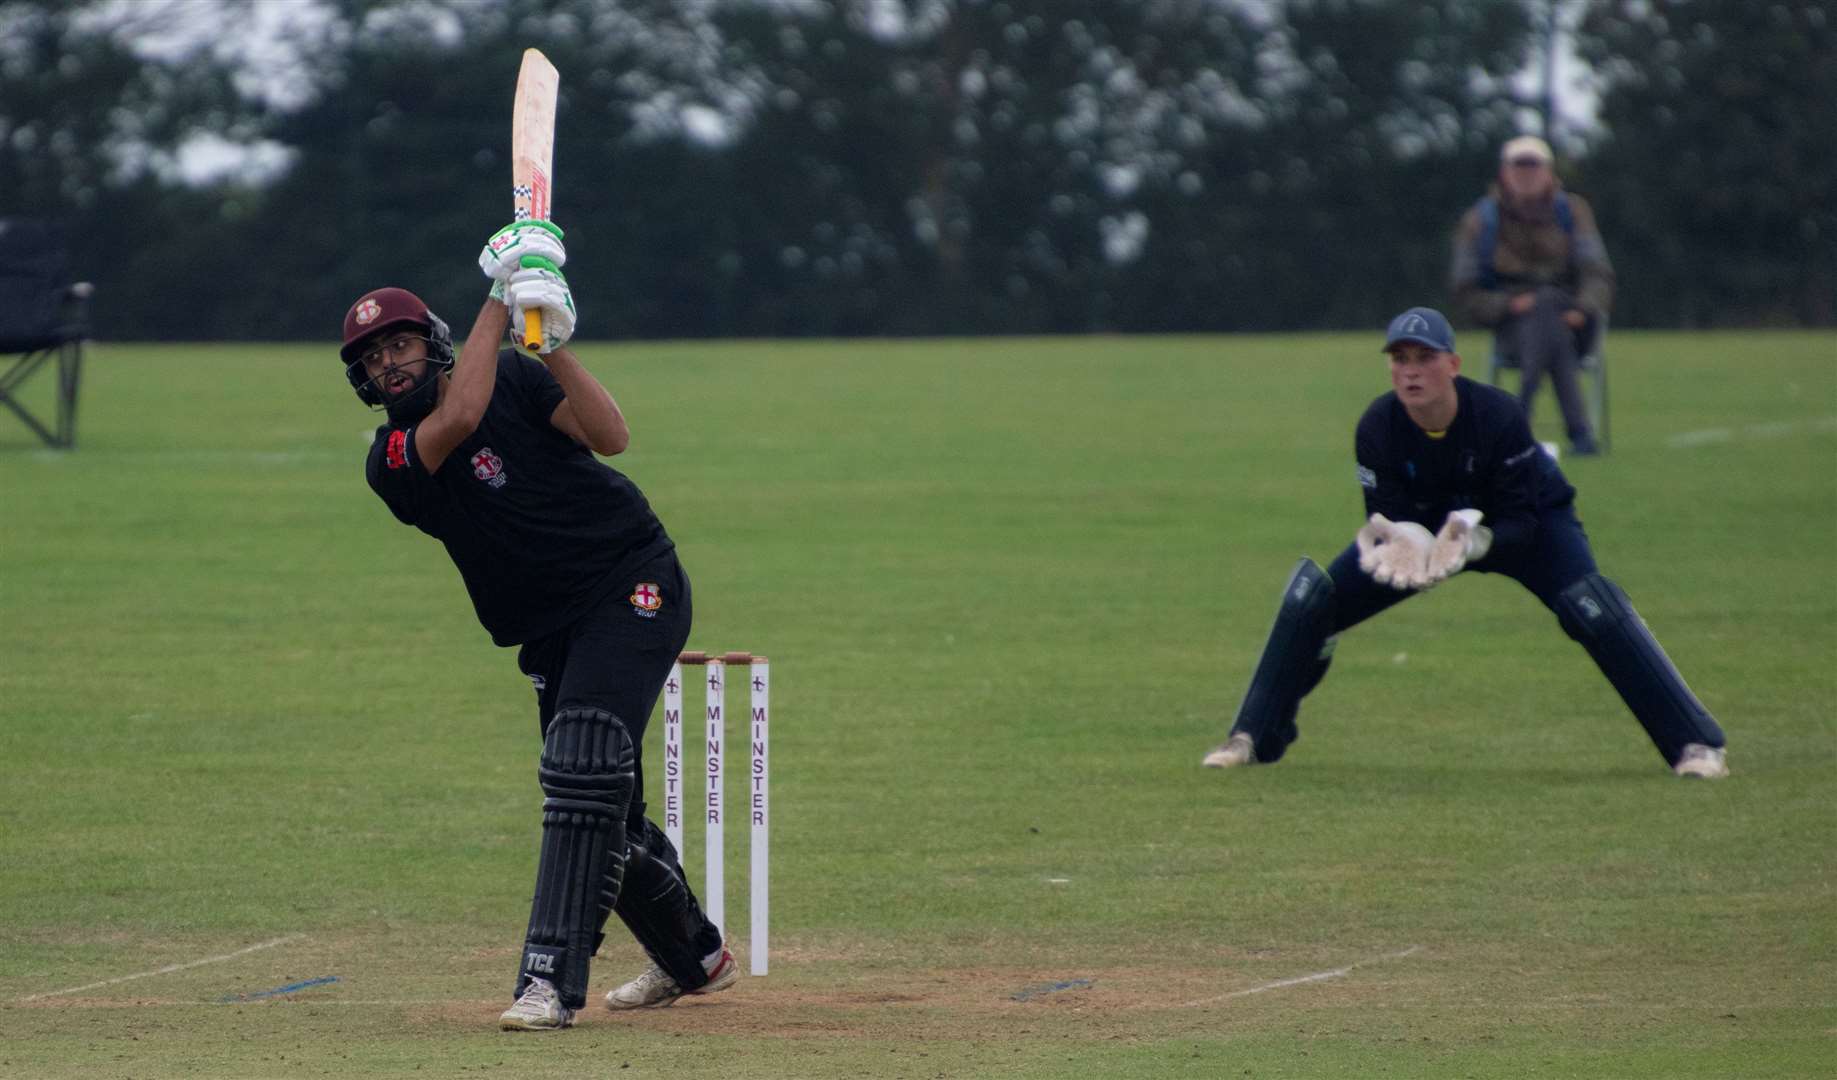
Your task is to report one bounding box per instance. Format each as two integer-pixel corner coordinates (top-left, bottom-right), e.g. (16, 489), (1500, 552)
(1202, 307), (1728, 779)
(340, 221), (737, 1031)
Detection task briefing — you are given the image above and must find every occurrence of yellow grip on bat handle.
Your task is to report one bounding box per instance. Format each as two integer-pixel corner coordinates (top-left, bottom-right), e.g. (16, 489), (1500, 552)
(523, 307), (543, 352)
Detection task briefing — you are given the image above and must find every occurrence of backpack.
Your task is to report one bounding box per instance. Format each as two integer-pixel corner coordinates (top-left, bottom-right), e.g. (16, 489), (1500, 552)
(1474, 194), (1573, 290)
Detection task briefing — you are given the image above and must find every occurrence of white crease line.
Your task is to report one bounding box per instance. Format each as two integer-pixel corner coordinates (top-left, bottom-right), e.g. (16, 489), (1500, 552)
(1667, 428), (1732, 449)
(1668, 415), (1837, 449)
(16, 999), (432, 1009)
(211, 999), (404, 1007)
(17, 934), (305, 1002)
(1177, 944), (1422, 1009)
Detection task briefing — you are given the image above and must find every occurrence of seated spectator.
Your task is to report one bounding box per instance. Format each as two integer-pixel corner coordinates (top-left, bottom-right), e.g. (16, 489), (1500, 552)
(1450, 135), (1614, 455)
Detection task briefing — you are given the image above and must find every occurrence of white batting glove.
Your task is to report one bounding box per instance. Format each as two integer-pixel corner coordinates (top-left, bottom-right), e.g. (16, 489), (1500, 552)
(479, 220), (567, 282)
(1355, 513), (1436, 591)
(1424, 509), (1494, 584)
(498, 260), (576, 353)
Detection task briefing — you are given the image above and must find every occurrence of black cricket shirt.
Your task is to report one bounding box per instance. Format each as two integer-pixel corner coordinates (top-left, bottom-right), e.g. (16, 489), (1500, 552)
(365, 348), (673, 646)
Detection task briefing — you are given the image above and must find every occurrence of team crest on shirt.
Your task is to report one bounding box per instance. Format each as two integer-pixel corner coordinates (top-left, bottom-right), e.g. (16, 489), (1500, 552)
(630, 582), (663, 617)
(471, 447), (508, 488)
(385, 429), (409, 470)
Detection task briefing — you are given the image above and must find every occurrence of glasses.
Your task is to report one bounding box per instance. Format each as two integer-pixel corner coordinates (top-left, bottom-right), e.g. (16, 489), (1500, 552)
(358, 334), (427, 369)
(1506, 157), (1549, 169)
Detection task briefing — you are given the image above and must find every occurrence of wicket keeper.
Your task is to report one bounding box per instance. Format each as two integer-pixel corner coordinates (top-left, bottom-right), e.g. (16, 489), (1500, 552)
(1202, 307), (1728, 778)
(340, 222), (737, 1031)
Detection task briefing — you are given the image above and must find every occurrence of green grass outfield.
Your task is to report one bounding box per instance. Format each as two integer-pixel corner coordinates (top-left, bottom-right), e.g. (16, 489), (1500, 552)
(1, 331), (1832, 1078)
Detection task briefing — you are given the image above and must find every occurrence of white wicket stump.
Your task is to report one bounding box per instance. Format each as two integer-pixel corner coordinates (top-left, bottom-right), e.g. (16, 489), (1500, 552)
(704, 659), (724, 938)
(663, 651), (770, 976)
(663, 670), (686, 855)
(748, 659), (769, 977)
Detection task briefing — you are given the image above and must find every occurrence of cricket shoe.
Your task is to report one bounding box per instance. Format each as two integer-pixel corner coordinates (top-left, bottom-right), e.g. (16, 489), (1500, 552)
(1201, 732), (1256, 769)
(1673, 743), (1728, 779)
(605, 947), (739, 1010)
(499, 976), (575, 1031)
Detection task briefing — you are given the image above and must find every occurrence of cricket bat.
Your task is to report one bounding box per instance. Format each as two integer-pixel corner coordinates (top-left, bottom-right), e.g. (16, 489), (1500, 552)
(510, 48), (559, 351)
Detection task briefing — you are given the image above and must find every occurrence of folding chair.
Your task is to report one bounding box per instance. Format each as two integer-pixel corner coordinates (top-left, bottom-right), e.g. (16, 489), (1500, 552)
(1488, 315), (1609, 452)
(0, 219), (93, 449)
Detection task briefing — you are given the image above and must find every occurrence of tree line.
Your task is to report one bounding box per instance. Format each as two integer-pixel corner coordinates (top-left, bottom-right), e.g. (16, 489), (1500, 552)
(1, 0), (1830, 342)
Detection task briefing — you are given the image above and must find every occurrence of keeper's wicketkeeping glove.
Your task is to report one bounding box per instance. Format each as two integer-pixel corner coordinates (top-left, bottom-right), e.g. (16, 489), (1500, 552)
(1355, 513), (1436, 591)
(1423, 509), (1494, 584)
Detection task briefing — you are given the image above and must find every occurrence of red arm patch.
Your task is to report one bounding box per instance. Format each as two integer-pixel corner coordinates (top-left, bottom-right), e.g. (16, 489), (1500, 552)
(385, 429), (409, 470)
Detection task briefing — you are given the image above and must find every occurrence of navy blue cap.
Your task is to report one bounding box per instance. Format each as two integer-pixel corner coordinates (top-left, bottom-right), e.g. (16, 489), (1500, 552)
(1383, 307), (1455, 353)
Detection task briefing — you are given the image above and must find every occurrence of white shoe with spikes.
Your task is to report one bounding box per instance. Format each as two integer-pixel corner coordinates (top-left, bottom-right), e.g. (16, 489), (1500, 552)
(605, 947), (739, 1010)
(1673, 743), (1728, 779)
(499, 977), (575, 1031)
(1201, 732), (1256, 769)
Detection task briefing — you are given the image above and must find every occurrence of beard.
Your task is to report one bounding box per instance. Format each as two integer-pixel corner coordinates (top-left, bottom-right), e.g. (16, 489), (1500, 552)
(382, 367), (441, 427)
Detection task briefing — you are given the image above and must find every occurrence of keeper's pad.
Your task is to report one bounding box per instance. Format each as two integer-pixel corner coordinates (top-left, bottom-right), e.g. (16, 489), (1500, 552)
(1230, 557), (1339, 763)
(516, 706), (634, 1009)
(602, 820), (724, 990)
(1555, 574), (1724, 766)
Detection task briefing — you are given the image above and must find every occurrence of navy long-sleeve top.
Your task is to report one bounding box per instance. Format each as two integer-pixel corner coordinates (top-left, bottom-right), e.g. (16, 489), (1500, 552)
(1354, 376), (1576, 559)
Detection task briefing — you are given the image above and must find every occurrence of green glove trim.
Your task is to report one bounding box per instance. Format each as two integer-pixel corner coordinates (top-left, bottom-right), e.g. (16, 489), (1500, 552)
(490, 219), (564, 241)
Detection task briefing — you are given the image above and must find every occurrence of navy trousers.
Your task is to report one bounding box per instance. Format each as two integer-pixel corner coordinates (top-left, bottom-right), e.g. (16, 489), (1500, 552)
(1234, 506), (1597, 762)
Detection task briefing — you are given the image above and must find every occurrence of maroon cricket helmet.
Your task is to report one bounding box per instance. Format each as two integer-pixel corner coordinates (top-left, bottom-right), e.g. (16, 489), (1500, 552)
(339, 287), (455, 411)
(341, 287), (442, 363)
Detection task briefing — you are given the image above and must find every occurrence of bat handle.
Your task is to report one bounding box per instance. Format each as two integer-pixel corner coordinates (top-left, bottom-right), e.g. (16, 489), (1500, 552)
(523, 307), (544, 351)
